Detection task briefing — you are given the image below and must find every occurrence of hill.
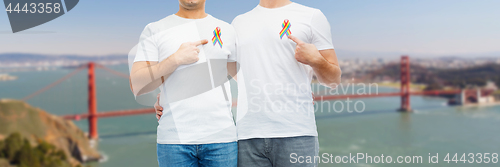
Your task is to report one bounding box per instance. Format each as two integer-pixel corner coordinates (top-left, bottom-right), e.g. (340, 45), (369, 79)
(0, 99), (100, 166)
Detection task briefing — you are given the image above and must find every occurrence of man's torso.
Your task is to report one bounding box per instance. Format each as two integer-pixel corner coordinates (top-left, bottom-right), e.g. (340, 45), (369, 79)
(135, 14), (238, 144)
(232, 3), (334, 140)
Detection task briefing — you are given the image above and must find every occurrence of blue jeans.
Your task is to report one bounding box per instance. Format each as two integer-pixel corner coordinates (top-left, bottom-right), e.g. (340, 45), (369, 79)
(157, 142), (237, 167)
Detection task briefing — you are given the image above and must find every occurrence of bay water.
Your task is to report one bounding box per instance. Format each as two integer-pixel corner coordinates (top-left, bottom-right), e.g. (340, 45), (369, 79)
(1, 65), (499, 167)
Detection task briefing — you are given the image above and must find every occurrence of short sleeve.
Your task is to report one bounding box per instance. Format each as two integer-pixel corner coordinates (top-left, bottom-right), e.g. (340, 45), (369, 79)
(228, 28), (238, 62)
(228, 17), (242, 62)
(310, 10), (334, 50)
(134, 24), (159, 62)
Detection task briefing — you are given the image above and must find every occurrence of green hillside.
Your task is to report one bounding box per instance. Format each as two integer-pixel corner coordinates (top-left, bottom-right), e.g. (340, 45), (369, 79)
(0, 99), (100, 167)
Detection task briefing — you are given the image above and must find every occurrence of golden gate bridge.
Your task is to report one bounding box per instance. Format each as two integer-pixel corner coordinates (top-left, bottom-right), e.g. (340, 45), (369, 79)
(20, 56), (491, 140)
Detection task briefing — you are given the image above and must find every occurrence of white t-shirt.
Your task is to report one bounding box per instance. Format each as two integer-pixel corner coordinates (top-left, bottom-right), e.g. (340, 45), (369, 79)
(134, 14), (237, 144)
(232, 3), (334, 140)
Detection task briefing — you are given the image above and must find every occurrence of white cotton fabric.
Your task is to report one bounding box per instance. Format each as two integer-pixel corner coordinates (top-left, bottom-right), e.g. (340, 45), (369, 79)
(232, 3), (334, 140)
(134, 14), (237, 144)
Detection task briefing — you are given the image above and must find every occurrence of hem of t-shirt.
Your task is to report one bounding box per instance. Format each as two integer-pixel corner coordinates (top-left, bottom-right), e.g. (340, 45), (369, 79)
(316, 45), (335, 51)
(237, 132), (318, 141)
(156, 138), (237, 145)
(133, 59), (159, 63)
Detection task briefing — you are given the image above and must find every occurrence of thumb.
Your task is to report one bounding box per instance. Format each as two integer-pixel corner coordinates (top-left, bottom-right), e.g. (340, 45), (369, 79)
(288, 35), (303, 45)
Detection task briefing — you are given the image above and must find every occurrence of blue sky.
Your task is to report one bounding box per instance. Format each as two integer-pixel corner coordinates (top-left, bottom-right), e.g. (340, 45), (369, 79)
(0, 0), (499, 58)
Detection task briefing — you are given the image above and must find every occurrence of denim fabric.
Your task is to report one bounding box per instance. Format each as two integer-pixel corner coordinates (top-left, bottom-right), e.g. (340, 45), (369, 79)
(157, 142), (237, 167)
(238, 136), (319, 167)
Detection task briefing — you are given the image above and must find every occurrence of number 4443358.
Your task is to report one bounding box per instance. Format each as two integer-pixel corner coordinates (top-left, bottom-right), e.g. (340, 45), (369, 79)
(6, 3), (62, 14)
(444, 153), (498, 163)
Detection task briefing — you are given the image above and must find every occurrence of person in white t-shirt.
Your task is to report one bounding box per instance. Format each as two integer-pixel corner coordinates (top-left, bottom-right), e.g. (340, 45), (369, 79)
(154, 0), (341, 166)
(129, 0), (239, 166)
(231, 0), (341, 166)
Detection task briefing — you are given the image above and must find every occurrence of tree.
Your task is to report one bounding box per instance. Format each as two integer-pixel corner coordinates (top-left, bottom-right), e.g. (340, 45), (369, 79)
(0, 140), (4, 157)
(3, 132), (23, 162)
(0, 133), (71, 167)
(16, 139), (42, 167)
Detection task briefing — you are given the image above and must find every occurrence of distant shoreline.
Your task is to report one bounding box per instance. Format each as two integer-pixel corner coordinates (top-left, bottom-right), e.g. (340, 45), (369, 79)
(374, 82), (426, 91)
(311, 80), (425, 91)
(460, 101), (500, 108)
(0, 73), (17, 81)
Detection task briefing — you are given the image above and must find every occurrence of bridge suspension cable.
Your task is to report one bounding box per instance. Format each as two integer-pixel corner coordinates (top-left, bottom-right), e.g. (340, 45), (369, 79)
(22, 63), (131, 101)
(95, 64), (129, 79)
(22, 65), (86, 101)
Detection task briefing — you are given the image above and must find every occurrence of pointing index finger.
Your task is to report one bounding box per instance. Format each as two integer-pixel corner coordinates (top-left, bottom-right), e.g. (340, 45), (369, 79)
(288, 35), (303, 44)
(194, 39), (209, 46)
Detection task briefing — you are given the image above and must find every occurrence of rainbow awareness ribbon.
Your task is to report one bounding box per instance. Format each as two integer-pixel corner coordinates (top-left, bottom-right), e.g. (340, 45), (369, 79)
(279, 19), (291, 39)
(212, 27), (223, 48)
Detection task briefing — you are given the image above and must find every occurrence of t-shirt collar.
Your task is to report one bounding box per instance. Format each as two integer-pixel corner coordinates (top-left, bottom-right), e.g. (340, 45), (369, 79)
(172, 13), (212, 21)
(255, 2), (295, 11)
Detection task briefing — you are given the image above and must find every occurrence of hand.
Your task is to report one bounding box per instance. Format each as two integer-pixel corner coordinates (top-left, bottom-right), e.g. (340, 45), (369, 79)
(172, 39), (208, 65)
(154, 93), (163, 121)
(288, 35), (325, 66)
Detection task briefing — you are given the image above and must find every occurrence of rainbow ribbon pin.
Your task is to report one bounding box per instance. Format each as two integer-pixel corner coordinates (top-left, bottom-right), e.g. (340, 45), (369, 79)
(212, 27), (223, 48)
(279, 19), (291, 39)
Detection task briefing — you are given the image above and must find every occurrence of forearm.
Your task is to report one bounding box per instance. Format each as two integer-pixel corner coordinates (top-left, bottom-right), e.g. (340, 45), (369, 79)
(133, 77), (164, 96)
(227, 62), (238, 81)
(287, 36), (341, 88)
(130, 39), (207, 96)
(130, 55), (180, 96)
(311, 58), (341, 88)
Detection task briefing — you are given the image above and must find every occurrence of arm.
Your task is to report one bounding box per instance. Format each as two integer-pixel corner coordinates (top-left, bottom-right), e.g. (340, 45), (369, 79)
(289, 35), (341, 88)
(130, 39), (208, 96)
(130, 59), (176, 96)
(227, 62), (238, 81)
(312, 49), (341, 87)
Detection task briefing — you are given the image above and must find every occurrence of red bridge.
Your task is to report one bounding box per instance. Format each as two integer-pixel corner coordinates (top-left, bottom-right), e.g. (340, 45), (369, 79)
(21, 56), (491, 139)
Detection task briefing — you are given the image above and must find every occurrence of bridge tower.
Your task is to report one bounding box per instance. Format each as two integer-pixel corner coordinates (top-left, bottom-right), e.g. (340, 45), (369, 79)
(88, 62), (98, 139)
(398, 55), (412, 112)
